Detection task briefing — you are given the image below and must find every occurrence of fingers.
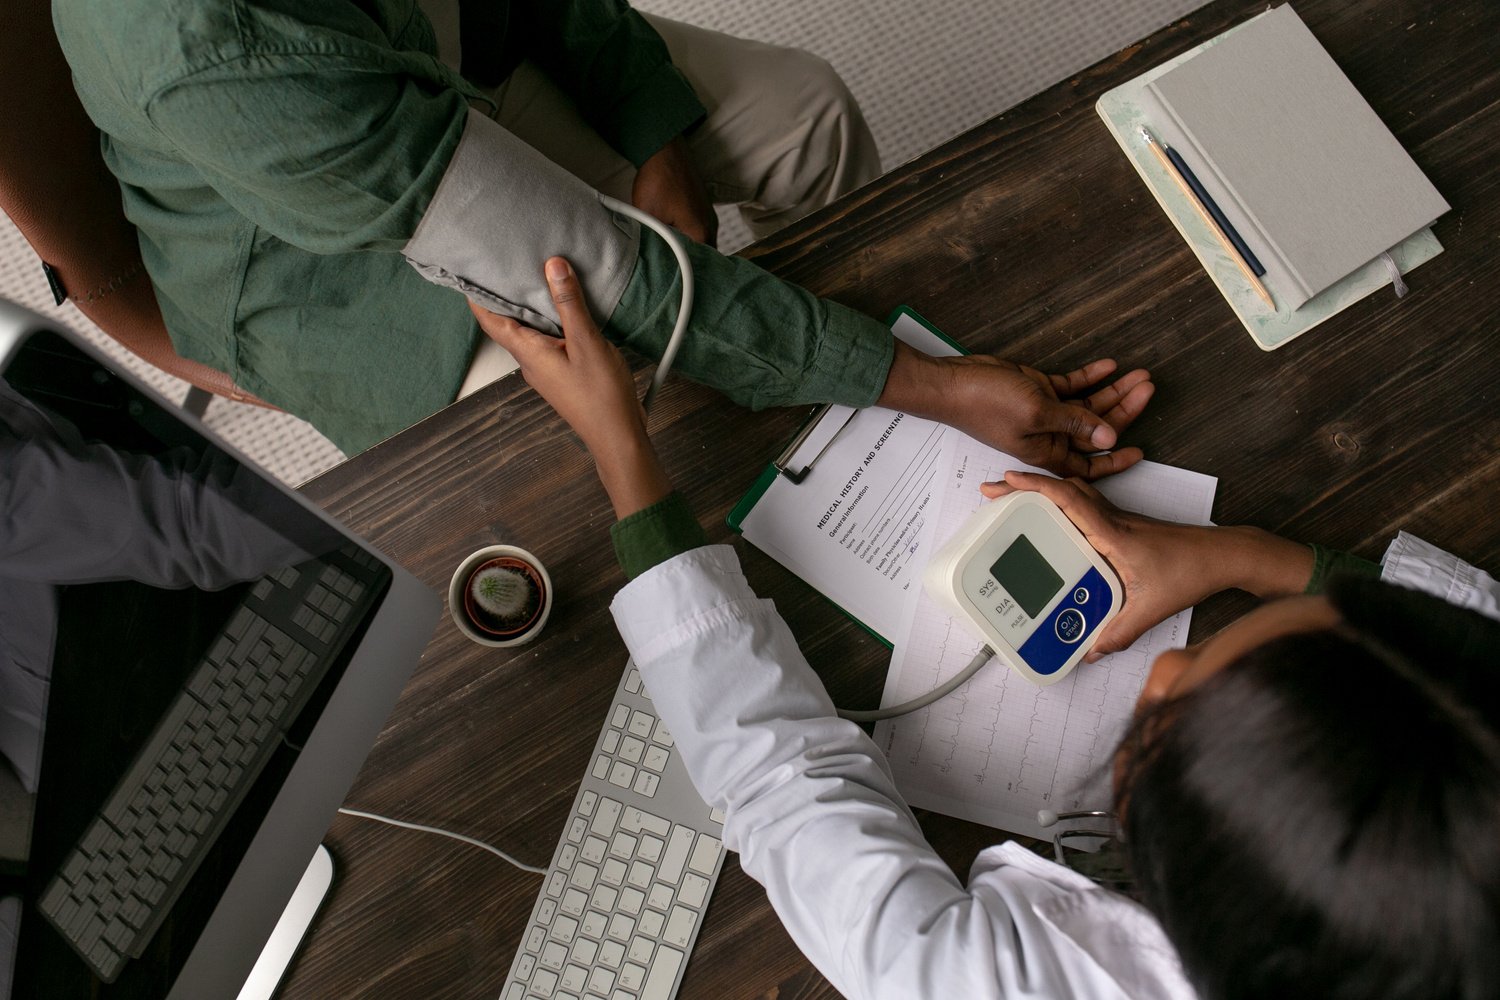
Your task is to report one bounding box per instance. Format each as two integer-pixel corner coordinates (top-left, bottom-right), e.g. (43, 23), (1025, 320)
(1059, 445), (1145, 481)
(543, 257), (602, 344)
(1083, 617), (1149, 664)
(1040, 399), (1119, 452)
(1087, 371), (1155, 435)
(1047, 358), (1118, 397)
(466, 299), (561, 364)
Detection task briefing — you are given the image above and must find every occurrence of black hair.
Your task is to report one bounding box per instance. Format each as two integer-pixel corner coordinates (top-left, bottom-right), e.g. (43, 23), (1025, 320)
(1117, 575), (1500, 1000)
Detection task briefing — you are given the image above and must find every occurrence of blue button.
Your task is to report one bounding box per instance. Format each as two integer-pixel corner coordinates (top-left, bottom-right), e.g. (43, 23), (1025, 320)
(1073, 587), (1089, 605)
(1055, 608), (1086, 644)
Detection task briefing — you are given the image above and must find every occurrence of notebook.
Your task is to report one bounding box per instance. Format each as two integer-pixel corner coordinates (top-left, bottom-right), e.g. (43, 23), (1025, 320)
(1097, 4), (1450, 349)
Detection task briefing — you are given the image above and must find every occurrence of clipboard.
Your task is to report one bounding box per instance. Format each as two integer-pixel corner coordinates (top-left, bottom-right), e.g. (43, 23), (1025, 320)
(728, 306), (964, 645)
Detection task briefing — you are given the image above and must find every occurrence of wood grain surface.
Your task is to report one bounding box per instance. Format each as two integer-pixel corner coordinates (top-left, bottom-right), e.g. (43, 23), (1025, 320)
(284, 0), (1499, 995)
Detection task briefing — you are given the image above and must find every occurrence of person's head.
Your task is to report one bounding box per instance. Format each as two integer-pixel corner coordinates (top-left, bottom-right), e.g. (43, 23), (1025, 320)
(1116, 576), (1500, 1000)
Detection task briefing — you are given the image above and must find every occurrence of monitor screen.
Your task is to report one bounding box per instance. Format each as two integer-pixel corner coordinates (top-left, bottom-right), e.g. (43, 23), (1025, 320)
(0, 313), (438, 998)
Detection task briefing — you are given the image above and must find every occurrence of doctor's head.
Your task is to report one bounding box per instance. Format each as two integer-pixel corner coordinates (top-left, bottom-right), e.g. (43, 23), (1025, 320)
(1114, 576), (1500, 1000)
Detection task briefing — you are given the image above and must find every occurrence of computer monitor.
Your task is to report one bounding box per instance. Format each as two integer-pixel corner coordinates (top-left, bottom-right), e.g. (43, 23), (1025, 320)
(0, 301), (441, 998)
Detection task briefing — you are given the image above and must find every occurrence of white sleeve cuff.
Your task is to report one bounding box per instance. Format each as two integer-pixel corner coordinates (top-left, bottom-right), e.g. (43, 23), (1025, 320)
(1381, 531), (1500, 622)
(403, 107), (639, 335)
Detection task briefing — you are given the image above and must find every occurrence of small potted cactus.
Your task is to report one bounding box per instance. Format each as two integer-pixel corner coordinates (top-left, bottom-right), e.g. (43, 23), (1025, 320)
(448, 545), (552, 647)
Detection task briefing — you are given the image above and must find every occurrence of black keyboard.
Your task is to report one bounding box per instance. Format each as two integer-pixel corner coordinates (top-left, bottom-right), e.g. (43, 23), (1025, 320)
(38, 547), (382, 982)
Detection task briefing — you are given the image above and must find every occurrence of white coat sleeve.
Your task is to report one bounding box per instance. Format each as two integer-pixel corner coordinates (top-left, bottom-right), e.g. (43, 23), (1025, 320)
(611, 546), (1096, 1000)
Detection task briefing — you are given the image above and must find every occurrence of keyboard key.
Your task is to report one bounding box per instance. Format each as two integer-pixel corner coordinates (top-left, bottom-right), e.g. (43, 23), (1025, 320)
(582, 836), (609, 864)
(610, 832), (638, 859)
(611, 706), (631, 729)
(651, 721), (673, 748)
(601, 730), (621, 754)
(622, 807), (669, 838)
(561, 889), (588, 917)
(600, 859), (628, 887)
(591, 799), (622, 838)
(579, 791), (598, 817)
(624, 669), (642, 694)
(633, 772), (660, 798)
(638, 909), (665, 938)
(588, 967), (616, 995)
(547, 872), (568, 897)
(628, 711), (655, 739)
(538, 899), (557, 925)
(627, 862), (653, 890)
(663, 906), (697, 949)
(619, 961), (648, 991)
(606, 913), (634, 943)
(640, 945), (684, 1000)
(627, 936), (655, 965)
(571, 937), (599, 966)
(659, 827), (695, 885)
(590, 886), (618, 913)
(618, 887), (645, 916)
(607, 762), (635, 788)
(562, 964), (589, 993)
(515, 953), (537, 980)
(678, 873), (709, 909)
(599, 939), (626, 969)
(709, 807), (726, 825)
(642, 746), (669, 773)
(647, 884), (673, 912)
(688, 834), (721, 876)
(541, 941), (569, 970)
(581, 911), (608, 940)
(531, 967), (559, 997)
(569, 863), (598, 891)
(551, 915), (579, 945)
(568, 818), (588, 844)
(527, 926), (547, 952)
(557, 845), (578, 871)
(619, 737), (645, 764)
(592, 756), (611, 780)
(637, 835), (664, 863)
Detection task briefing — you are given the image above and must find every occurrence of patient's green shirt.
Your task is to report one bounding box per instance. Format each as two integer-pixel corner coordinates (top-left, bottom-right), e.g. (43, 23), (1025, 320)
(53, 0), (893, 454)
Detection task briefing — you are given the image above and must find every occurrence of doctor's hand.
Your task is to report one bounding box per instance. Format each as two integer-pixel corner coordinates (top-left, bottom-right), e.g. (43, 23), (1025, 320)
(980, 472), (1315, 660)
(468, 257), (673, 519)
(878, 342), (1155, 480)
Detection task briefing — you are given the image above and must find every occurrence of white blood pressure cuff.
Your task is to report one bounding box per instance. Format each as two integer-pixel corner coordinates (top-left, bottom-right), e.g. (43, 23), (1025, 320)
(404, 107), (640, 336)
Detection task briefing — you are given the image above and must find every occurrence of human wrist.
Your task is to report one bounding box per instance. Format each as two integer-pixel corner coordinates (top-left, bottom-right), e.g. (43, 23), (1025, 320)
(875, 341), (949, 419)
(1215, 525), (1316, 598)
(591, 430), (673, 520)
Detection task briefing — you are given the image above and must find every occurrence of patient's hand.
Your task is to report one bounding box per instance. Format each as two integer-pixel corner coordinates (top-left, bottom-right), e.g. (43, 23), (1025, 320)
(468, 257), (672, 518)
(879, 343), (1155, 480)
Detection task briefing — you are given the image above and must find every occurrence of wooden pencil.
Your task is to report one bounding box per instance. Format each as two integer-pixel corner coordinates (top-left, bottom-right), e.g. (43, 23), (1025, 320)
(1140, 127), (1276, 311)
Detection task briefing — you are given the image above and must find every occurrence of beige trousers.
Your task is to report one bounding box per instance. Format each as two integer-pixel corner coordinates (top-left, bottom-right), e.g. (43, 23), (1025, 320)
(456, 14), (882, 396)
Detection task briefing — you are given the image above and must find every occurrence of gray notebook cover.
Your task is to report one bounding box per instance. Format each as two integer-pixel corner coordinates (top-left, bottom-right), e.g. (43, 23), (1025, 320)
(1147, 4), (1449, 309)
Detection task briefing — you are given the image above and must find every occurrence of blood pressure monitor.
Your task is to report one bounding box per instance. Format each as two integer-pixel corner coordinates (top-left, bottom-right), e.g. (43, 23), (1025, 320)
(923, 492), (1122, 686)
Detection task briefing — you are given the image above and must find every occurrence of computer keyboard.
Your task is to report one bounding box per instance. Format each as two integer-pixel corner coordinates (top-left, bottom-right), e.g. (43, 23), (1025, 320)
(502, 662), (725, 1000)
(37, 547), (384, 983)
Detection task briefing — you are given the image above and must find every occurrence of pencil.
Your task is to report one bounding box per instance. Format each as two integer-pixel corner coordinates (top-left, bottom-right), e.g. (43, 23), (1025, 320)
(1140, 127), (1275, 311)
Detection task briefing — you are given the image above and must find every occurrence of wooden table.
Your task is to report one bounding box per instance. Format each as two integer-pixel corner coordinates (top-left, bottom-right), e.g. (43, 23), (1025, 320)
(282, 0), (1500, 995)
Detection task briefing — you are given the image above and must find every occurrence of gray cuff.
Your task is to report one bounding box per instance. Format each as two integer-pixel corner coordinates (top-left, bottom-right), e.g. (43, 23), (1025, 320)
(404, 107), (639, 335)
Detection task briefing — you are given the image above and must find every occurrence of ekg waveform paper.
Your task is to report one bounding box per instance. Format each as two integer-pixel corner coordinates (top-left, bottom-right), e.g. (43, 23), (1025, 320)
(873, 440), (1217, 838)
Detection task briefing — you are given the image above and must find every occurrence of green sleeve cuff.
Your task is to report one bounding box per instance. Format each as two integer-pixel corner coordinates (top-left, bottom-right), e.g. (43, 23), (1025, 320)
(1304, 543), (1381, 594)
(600, 63), (706, 168)
(605, 230), (895, 410)
(611, 491), (709, 579)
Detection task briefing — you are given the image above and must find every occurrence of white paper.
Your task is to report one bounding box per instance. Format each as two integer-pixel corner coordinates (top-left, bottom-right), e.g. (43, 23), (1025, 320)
(873, 438), (1217, 838)
(738, 312), (959, 640)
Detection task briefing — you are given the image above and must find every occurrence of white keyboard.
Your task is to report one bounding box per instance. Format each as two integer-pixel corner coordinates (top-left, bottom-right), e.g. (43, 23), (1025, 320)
(501, 661), (725, 1000)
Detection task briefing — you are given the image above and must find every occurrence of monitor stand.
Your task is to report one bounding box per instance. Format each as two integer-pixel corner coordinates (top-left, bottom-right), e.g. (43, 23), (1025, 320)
(234, 845), (335, 1000)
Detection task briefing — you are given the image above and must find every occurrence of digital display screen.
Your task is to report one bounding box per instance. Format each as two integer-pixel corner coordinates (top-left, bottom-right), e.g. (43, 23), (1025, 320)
(989, 534), (1064, 619)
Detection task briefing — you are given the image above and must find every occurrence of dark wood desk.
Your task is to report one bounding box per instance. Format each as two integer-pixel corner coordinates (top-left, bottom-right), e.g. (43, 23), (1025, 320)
(283, 0), (1499, 995)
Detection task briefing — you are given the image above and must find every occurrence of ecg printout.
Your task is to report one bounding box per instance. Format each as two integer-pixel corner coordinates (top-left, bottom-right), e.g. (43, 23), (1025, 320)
(873, 439), (1217, 839)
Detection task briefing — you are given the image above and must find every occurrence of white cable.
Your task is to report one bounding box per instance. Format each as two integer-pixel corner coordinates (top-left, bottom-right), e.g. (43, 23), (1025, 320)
(837, 645), (996, 723)
(597, 194), (694, 413)
(337, 807), (546, 875)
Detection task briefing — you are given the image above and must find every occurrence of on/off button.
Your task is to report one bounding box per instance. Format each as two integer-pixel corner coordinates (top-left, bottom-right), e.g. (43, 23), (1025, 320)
(1055, 608), (1086, 644)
